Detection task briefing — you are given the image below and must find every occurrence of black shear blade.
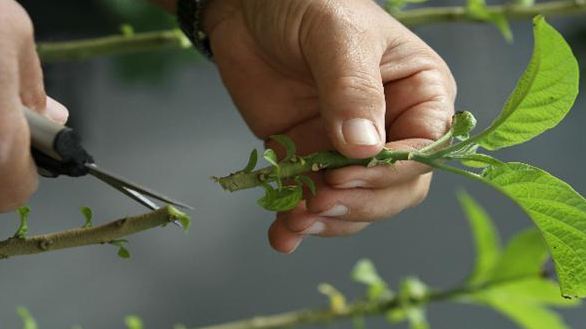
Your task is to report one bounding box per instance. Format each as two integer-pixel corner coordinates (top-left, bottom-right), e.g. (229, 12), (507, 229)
(85, 163), (194, 210)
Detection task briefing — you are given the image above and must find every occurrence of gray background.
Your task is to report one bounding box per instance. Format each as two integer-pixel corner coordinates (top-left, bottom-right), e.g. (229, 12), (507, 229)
(0, 1), (585, 328)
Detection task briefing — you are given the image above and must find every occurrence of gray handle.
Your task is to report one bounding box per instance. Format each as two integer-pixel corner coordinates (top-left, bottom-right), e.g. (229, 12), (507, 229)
(23, 107), (65, 161)
(23, 107), (93, 177)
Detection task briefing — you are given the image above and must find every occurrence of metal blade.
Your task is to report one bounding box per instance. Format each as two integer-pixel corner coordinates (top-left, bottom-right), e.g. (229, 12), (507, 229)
(85, 163), (194, 210)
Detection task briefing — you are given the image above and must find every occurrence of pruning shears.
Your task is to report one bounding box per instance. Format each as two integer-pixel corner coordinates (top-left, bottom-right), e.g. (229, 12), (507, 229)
(23, 107), (193, 212)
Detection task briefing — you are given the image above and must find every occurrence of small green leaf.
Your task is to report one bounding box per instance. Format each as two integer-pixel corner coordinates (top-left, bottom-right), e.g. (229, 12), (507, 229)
(399, 277), (428, 302)
(14, 206), (31, 239)
(456, 153), (504, 168)
(17, 307), (37, 329)
(242, 149), (258, 173)
(81, 206), (93, 228)
(481, 299), (570, 329)
(405, 307), (429, 329)
(475, 17), (579, 150)
(297, 176), (317, 196)
(318, 283), (347, 313)
(257, 185), (303, 212)
(110, 239), (131, 259)
(479, 162), (586, 298)
(125, 315), (143, 329)
(466, 0), (512, 42)
(270, 135), (296, 161)
(118, 246), (131, 258)
(386, 308), (407, 324)
(263, 149), (279, 167)
(120, 24), (135, 37)
(457, 191), (501, 286)
(351, 259), (393, 301)
(489, 228), (549, 282)
(451, 111), (477, 139)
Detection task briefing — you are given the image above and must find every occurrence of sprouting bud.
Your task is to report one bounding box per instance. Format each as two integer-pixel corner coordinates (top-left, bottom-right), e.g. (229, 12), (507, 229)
(451, 111), (477, 139)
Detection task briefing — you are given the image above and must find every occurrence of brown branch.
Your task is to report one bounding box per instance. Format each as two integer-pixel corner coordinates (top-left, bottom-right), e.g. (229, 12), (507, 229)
(0, 205), (188, 259)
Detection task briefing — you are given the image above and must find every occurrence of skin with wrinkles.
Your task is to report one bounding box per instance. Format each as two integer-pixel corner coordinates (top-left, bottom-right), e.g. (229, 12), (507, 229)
(1, 0), (456, 255)
(201, 0), (457, 252)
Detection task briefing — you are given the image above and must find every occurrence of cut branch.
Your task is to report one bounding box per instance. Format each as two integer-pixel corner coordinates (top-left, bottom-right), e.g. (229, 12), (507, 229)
(0, 205), (188, 258)
(36, 0), (586, 63)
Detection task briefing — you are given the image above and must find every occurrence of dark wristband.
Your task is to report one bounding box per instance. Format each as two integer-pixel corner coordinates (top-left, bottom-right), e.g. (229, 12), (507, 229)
(177, 0), (213, 59)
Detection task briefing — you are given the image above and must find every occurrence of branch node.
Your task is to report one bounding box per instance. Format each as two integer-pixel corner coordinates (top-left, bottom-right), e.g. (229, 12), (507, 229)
(38, 239), (54, 251)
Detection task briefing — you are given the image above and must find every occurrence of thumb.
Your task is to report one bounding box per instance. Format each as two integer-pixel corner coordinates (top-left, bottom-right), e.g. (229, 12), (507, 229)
(302, 16), (386, 158)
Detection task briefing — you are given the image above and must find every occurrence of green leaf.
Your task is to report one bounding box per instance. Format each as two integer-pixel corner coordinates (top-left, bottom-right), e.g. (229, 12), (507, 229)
(479, 162), (586, 298)
(242, 149), (258, 173)
(399, 277), (428, 302)
(110, 239), (131, 259)
(270, 135), (296, 161)
(489, 228), (549, 282)
(351, 259), (393, 301)
(456, 153), (504, 168)
(318, 283), (347, 313)
(482, 300), (569, 329)
(466, 0), (512, 42)
(125, 315), (143, 329)
(457, 191), (501, 286)
(476, 17), (579, 150)
(14, 206), (31, 239)
(263, 149), (279, 167)
(297, 176), (317, 196)
(17, 307), (37, 329)
(81, 206), (93, 228)
(404, 307), (429, 329)
(257, 185), (303, 212)
(470, 278), (579, 329)
(451, 111), (477, 139)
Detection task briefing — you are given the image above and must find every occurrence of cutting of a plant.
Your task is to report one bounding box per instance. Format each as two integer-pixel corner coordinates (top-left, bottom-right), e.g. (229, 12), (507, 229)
(0, 0), (585, 328)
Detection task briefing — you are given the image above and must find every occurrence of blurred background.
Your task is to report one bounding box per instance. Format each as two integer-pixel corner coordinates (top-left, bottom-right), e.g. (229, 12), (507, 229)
(0, 0), (585, 328)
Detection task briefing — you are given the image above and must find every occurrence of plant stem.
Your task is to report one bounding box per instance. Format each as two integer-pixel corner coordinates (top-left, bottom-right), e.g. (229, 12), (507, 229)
(0, 206), (187, 259)
(35, 0), (586, 63)
(191, 276), (535, 329)
(394, 0), (586, 25)
(215, 150), (411, 192)
(37, 29), (192, 63)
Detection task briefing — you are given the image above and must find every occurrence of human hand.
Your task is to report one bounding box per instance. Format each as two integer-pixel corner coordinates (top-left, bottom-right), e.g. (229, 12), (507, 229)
(0, 0), (69, 212)
(203, 0), (456, 252)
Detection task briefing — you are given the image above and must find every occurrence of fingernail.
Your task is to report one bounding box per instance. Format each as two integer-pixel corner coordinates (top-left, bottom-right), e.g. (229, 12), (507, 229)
(288, 237), (304, 254)
(334, 180), (367, 189)
(45, 98), (69, 124)
(318, 203), (348, 217)
(303, 221), (326, 235)
(342, 118), (380, 146)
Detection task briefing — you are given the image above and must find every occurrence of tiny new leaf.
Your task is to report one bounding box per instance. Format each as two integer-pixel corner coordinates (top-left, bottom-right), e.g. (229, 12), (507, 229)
(318, 283), (347, 313)
(242, 149), (258, 173)
(17, 307), (37, 329)
(475, 16), (579, 150)
(257, 185), (303, 212)
(263, 149), (279, 167)
(457, 191), (501, 286)
(466, 0), (512, 42)
(270, 135), (296, 161)
(480, 162), (586, 298)
(81, 206), (93, 228)
(14, 206), (31, 239)
(351, 259), (393, 301)
(125, 315), (144, 329)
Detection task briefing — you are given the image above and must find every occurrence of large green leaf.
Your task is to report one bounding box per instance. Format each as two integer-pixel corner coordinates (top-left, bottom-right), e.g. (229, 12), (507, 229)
(481, 300), (569, 329)
(480, 162), (586, 298)
(457, 191), (501, 285)
(489, 228), (549, 282)
(476, 16), (579, 150)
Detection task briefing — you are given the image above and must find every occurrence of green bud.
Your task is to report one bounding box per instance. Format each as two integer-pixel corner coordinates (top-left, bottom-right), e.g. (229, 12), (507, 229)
(451, 111), (477, 139)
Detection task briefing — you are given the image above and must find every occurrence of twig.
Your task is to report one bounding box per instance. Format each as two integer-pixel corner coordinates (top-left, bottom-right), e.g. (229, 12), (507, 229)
(192, 276), (534, 329)
(0, 205), (188, 258)
(37, 29), (192, 63)
(36, 0), (586, 63)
